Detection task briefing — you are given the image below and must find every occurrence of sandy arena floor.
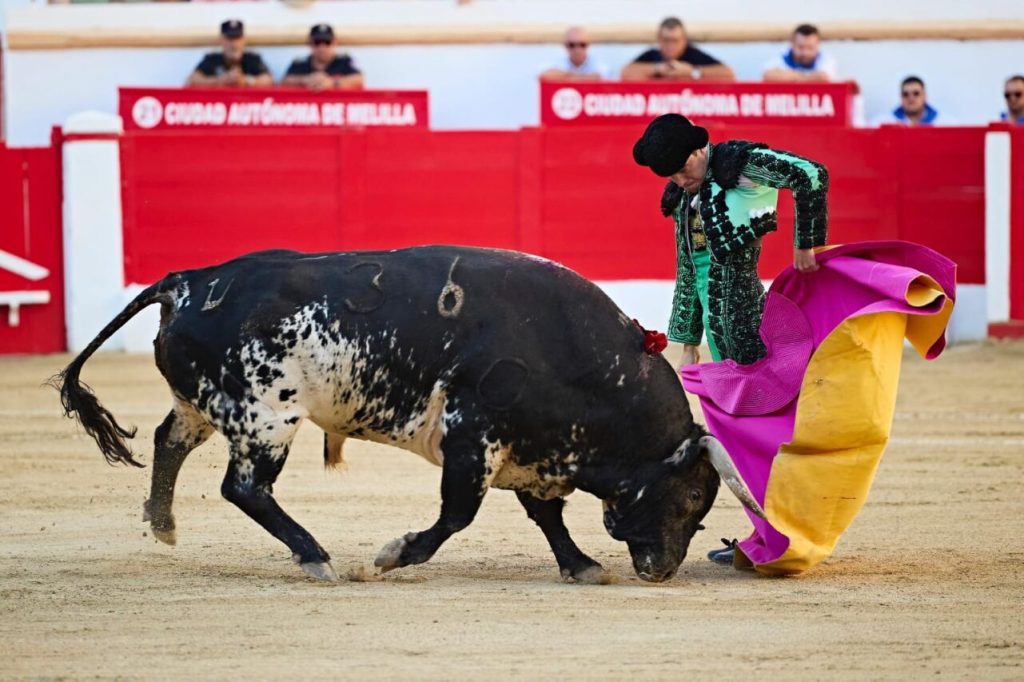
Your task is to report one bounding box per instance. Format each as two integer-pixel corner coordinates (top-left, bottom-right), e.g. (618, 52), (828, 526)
(1, 342), (1022, 680)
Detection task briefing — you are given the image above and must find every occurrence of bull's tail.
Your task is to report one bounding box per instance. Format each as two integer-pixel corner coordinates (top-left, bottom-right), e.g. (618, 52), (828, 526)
(49, 276), (180, 467)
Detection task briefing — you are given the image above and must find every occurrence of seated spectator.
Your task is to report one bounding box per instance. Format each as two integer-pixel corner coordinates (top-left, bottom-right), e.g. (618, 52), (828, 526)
(620, 17), (735, 82)
(872, 76), (945, 127)
(282, 24), (364, 91)
(540, 26), (607, 81)
(1000, 75), (1024, 125)
(186, 20), (272, 88)
(763, 24), (838, 82)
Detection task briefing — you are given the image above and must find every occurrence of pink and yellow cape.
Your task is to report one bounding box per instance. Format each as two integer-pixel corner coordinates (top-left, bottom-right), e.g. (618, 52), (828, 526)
(681, 241), (955, 575)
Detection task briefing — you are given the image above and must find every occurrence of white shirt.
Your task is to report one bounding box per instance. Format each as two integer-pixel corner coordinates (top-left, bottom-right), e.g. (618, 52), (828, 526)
(544, 55), (608, 79)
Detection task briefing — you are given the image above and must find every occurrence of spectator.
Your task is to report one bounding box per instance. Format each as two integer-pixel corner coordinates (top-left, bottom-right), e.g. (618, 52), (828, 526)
(540, 26), (607, 81)
(186, 20), (272, 88)
(872, 76), (944, 127)
(621, 17), (735, 82)
(1000, 75), (1024, 125)
(762, 24), (838, 82)
(282, 24), (364, 91)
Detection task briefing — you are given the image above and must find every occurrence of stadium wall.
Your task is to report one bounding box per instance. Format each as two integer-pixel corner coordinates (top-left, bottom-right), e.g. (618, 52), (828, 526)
(4, 2), (1024, 145)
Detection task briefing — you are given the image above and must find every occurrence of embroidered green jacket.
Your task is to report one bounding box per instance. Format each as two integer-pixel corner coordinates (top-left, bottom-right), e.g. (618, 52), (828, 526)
(665, 141), (829, 345)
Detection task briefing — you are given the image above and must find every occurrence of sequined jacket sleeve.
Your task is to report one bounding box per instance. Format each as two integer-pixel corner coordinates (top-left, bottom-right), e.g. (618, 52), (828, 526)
(740, 148), (829, 249)
(667, 193), (704, 345)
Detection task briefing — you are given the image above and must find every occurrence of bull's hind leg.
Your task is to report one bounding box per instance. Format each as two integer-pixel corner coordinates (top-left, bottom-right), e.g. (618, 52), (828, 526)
(221, 423), (337, 582)
(144, 400), (214, 545)
(516, 492), (610, 585)
(375, 429), (497, 573)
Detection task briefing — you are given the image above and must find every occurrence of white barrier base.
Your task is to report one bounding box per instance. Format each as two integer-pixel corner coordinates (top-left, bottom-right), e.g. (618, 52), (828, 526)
(112, 280), (986, 353)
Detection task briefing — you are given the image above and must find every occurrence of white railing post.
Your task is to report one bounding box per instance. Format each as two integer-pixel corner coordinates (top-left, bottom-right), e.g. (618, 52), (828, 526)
(984, 127), (1012, 325)
(62, 110), (125, 352)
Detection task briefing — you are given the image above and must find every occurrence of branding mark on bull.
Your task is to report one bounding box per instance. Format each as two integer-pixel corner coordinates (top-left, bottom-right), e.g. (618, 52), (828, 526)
(201, 278), (233, 311)
(438, 257), (465, 319)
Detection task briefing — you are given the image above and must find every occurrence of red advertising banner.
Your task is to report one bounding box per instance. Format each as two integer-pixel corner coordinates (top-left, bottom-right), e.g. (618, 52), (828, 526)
(540, 80), (856, 127)
(119, 87), (429, 131)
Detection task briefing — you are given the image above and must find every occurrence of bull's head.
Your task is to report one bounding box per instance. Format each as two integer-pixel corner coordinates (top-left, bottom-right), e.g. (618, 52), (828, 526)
(602, 436), (764, 582)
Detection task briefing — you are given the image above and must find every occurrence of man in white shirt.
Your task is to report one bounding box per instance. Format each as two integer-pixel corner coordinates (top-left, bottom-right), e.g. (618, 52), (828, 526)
(540, 27), (607, 81)
(762, 24), (838, 82)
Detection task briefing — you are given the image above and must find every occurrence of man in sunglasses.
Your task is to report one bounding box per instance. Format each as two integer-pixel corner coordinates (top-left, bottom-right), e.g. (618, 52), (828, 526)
(872, 76), (945, 127)
(187, 19), (272, 88)
(1000, 75), (1024, 125)
(282, 24), (364, 91)
(540, 26), (607, 81)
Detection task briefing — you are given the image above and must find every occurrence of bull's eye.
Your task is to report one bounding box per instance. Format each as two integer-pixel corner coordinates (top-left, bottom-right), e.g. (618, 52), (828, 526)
(603, 508), (623, 536)
(603, 510), (616, 533)
(688, 488), (703, 502)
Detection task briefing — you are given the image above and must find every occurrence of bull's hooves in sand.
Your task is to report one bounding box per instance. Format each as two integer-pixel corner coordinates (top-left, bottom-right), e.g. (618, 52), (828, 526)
(373, 536), (408, 572)
(300, 561), (339, 582)
(150, 527), (177, 546)
(562, 565), (616, 585)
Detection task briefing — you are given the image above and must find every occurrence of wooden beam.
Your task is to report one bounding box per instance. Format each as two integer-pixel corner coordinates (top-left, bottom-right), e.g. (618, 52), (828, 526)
(7, 21), (1024, 50)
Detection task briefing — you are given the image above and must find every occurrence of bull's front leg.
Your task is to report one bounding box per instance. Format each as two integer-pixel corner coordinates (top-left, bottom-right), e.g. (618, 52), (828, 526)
(516, 492), (611, 585)
(375, 431), (496, 572)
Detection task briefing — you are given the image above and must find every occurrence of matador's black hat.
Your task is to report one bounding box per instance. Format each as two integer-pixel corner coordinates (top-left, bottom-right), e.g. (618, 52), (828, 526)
(632, 114), (709, 177)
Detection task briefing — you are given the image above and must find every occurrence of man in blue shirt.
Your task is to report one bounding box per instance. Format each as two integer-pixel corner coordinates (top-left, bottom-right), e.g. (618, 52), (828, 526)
(1000, 75), (1024, 125)
(762, 24), (838, 82)
(872, 76), (945, 127)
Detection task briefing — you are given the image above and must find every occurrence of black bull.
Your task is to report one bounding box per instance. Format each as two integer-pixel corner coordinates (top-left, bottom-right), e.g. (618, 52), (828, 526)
(55, 247), (761, 583)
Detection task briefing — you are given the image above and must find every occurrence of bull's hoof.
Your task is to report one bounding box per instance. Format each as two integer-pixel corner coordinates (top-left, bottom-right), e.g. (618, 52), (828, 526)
(143, 501), (177, 545)
(150, 525), (177, 546)
(561, 565), (614, 585)
(374, 532), (418, 572)
(297, 559), (339, 582)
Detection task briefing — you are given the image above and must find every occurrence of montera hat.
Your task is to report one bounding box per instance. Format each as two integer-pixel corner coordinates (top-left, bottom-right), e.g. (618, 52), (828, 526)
(632, 114), (709, 177)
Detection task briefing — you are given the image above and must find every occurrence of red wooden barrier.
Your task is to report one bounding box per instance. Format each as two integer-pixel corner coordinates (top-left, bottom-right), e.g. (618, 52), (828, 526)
(0, 134), (64, 354)
(120, 125), (986, 287)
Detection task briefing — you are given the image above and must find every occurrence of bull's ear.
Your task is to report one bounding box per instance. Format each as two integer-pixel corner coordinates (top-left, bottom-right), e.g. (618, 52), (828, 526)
(665, 438), (703, 472)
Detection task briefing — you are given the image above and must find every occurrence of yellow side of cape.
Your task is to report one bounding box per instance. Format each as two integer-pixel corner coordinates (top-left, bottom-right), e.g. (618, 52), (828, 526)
(749, 282), (952, 576)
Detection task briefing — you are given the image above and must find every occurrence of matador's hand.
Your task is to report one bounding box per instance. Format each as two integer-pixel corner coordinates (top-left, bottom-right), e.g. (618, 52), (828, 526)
(794, 248), (819, 273)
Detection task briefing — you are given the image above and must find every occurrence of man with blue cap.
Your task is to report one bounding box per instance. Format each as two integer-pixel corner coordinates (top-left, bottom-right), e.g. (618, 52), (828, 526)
(187, 19), (272, 88)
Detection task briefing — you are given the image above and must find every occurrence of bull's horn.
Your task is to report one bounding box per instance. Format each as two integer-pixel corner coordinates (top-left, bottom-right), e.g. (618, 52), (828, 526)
(699, 436), (767, 520)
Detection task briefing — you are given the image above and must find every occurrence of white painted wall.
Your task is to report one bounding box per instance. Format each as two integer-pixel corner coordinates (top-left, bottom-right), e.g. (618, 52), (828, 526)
(4, 0), (1024, 145)
(5, 40), (1023, 146)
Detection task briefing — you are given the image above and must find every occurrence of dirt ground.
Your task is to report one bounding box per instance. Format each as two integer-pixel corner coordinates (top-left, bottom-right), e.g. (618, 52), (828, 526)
(2, 341), (1022, 680)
